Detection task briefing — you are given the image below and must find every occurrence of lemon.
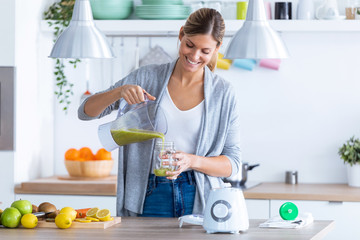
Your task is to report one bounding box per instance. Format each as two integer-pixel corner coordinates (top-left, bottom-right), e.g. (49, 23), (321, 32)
(74, 218), (91, 223)
(59, 207), (77, 221)
(55, 213), (72, 229)
(86, 207), (99, 218)
(96, 209), (111, 221)
(85, 216), (99, 222)
(21, 213), (38, 228)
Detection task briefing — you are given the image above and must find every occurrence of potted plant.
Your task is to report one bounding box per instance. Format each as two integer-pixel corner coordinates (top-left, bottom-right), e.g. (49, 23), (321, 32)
(44, 0), (81, 113)
(338, 136), (360, 187)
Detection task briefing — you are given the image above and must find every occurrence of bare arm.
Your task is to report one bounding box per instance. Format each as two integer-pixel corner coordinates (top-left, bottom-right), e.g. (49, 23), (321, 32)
(191, 155), (232, 177)
(84, 85), (156, 117)
(167, 152), (232, 179)
(84, 87), (122, 117)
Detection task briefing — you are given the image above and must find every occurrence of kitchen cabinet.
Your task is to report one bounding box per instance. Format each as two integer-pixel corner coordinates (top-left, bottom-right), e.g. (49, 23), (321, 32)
(15, 180), (360, 239)
(270, 199), (360, 240)
(15, 194), (269, 221)
(15, 194), (117, 215)
(245, 199), (270, 219)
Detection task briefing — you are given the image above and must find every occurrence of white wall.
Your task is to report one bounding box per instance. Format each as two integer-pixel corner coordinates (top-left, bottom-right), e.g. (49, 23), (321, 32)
(0, 0), (15, 66)
(43, 28), (360, 185)
(219, 32), (360, 183)
(0, 0), (15, 208)
(14, 0), (56, 186)
(10, 0), (355, 186)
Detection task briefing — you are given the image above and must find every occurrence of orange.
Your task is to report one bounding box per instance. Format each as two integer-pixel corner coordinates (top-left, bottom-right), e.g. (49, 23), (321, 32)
(95, 148), (112, 160)
(79, 147), (95, 161)
(65, 148), (80, 160)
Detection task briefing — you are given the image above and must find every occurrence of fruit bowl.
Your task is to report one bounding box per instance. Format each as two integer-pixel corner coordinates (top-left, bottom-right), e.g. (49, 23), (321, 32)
(64, 159), (114, 178)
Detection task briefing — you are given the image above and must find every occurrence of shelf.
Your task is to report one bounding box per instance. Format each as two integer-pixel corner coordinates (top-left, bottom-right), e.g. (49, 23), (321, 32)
(41, 20), (360, 36)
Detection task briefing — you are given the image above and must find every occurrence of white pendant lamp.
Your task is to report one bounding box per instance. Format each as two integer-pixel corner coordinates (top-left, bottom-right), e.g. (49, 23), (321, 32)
(49, 0), (115, 59)
(224, 0), (289, 59)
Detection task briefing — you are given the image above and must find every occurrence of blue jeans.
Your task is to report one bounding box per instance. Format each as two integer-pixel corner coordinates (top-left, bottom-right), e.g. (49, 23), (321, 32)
(139, 171), (196, 218)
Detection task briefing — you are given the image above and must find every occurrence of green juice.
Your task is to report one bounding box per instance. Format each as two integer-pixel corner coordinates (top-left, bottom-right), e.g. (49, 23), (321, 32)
(110, 128), (165, 146)
(154, 167), (172, 177)
(110, 128), (172, 177)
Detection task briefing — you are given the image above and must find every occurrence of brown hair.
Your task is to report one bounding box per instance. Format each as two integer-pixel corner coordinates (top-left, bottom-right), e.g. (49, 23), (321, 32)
(181, 8), (225, 72)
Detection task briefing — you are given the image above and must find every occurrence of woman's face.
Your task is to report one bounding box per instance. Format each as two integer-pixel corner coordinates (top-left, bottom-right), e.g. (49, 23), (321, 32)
(178, 32), (220, 73)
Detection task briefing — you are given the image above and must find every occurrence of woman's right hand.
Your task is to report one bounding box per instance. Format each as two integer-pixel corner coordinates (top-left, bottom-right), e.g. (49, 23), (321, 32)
(83, 84), (156, 117)
(119, 85), (156, 105)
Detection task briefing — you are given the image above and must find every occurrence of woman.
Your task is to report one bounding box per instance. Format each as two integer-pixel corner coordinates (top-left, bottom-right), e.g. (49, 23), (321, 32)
(78, 8), (241, 217)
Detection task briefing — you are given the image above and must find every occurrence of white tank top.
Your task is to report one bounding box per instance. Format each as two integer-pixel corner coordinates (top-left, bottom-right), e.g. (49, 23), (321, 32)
(160, 87), (204, 154)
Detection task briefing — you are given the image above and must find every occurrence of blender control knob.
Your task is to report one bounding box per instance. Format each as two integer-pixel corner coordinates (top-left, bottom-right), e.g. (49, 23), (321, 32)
(213, 203), (228, 218)
(210, 200), (232, 222)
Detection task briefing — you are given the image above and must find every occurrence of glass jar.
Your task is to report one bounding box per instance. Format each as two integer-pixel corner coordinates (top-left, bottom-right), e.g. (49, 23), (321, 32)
(153, 141), (176, 177)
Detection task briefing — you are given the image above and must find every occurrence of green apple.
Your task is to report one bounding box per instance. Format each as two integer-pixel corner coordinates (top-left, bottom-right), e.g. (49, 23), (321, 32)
(11, 199), (32, 216)
(1, 207), (21, 228)
(0, 208), (3, 225)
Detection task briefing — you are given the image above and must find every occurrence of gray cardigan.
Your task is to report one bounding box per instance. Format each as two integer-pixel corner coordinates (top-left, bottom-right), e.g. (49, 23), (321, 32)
(78, 59), (242, 216)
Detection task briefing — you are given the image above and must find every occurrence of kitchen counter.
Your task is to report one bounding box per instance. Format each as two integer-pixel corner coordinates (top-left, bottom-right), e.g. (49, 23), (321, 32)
(0, 217), (334, 240)
(15, 177), (360, 202)
(244, 182), (360, 202)
(14, 175), (117, 196)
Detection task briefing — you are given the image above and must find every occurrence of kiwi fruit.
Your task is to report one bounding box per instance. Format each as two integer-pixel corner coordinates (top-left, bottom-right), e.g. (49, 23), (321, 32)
(38, 202), (57, 213)
(47, 210), (59, 218)
(32, 204), (38, 213)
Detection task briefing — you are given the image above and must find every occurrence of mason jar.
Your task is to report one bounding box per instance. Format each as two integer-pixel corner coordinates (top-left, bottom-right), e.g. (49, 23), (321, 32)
(153, 141), (176, 177)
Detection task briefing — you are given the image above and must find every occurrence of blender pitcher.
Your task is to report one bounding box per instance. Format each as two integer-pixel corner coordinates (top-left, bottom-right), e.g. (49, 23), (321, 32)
(98, 95), (167, 151)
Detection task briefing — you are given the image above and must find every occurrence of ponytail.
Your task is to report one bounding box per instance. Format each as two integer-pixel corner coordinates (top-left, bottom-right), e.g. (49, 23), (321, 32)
(207, 52), (218, 72)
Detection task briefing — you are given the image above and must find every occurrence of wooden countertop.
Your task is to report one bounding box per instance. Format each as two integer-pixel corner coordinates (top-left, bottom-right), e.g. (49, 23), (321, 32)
(244, 182), (360, 202)
(0, 217), (334, 240)
(15, 176), (360, 202)
(14, 175), (117, 196)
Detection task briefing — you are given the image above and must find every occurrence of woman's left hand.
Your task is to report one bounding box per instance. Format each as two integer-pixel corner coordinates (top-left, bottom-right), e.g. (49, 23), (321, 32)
(166, 151), (195, 180)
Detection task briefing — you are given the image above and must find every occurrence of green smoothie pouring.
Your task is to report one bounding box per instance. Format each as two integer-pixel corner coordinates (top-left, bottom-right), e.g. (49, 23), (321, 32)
(110, 128), (165, 146)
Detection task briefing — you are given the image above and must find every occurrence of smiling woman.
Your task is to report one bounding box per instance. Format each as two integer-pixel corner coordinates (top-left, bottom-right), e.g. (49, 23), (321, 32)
(178, 8), (225, 73)
(78, 8), (242, 218)
(178, 34), (218, 73)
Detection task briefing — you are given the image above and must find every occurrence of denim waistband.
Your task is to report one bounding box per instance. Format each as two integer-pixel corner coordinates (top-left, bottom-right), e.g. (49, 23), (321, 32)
(148, 171), (196, 185)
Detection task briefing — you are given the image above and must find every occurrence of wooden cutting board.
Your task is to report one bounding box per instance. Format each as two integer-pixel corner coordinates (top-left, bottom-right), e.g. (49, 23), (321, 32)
(36, 217), (121, 229)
